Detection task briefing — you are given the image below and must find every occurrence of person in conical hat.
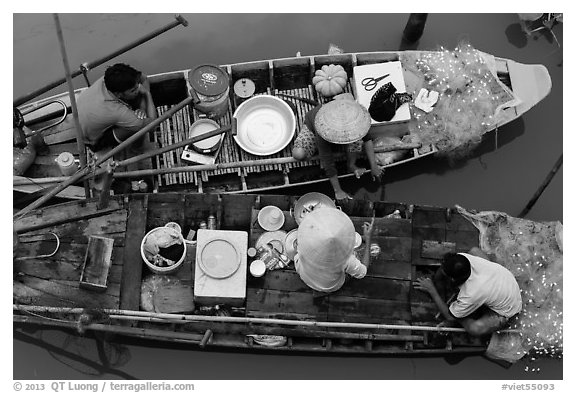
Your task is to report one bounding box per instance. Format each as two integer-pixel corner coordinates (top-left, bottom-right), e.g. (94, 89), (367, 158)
(294, 207), (375, 292)
(292, 93), (384, 201)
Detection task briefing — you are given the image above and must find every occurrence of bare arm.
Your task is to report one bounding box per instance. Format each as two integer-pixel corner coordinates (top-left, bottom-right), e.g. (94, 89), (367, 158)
(414, 278), (456, 322)
(363, 139), (383, 180)
(138, 75), (158, 121)
(361, 216), (375, 270)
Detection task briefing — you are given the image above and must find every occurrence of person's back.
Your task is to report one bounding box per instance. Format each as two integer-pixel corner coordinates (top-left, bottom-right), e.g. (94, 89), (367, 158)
(294, 208), (370, 292)
(451, 253), (522, 319)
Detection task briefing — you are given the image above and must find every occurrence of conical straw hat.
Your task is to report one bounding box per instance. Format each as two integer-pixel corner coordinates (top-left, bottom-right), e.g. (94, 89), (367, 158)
(296, 208), (356, 291)
(314, 99), (371, 144)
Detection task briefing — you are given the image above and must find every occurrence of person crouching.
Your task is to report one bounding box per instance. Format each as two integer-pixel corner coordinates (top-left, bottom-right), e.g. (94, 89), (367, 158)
(415, 247), (522, 336)
(292, 93), (383, 201)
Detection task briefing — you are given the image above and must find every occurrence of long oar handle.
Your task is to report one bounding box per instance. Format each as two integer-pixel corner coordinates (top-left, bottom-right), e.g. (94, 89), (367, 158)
(14, 15), (188, 107)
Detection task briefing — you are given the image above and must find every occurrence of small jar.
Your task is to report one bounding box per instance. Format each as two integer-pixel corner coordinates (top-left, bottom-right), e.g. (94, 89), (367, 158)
(256, 243), (289, 270)
(207, 215), (217, 230)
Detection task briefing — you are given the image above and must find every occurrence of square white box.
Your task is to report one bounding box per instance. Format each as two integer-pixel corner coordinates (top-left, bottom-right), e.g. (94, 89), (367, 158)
(353, 61), (411, 125)
(194, 229), (248, 305)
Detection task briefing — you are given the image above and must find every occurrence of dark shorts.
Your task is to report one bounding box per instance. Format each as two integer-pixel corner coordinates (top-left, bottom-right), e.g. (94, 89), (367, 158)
(89, 128), (120, 152)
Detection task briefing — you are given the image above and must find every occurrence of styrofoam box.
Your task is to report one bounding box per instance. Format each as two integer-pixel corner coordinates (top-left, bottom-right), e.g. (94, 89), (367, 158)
(194, 229), (248, 306)
(352, 61), (411, 125)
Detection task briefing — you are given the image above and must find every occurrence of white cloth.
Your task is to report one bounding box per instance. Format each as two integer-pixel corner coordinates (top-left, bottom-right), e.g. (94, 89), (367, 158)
(295, 253), (367, 293)
(449, 253), (522, 319)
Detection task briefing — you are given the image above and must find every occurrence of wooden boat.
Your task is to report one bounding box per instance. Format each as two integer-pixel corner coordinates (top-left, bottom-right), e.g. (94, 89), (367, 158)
(14, 192), (496, 356)
(14, 49), (551, 198)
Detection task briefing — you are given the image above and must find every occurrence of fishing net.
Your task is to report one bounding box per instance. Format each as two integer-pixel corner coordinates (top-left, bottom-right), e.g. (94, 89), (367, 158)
(456, 206), (563, 363)
(400, 42), (520, 162)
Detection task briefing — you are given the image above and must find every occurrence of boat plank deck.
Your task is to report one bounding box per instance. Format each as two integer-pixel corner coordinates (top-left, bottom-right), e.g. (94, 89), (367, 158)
(14, 201), (129, 310)
(119, 195), (148, 312)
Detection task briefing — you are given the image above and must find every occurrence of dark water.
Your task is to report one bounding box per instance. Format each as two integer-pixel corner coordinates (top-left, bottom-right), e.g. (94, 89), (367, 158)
(12, 13), (563, 381)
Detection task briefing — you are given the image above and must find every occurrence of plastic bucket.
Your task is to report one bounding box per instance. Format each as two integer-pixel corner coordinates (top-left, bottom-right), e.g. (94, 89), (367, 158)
(189, 64), (230, 119)
(55, 152), (78, 176)
(141, 226), (187, 274)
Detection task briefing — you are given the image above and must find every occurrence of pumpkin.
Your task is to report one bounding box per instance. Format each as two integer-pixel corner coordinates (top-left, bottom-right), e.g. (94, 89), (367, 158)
(312, 64), (348, 97)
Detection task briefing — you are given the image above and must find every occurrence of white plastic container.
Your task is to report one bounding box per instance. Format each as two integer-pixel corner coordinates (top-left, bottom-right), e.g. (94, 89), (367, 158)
(55, 152), (78, 176)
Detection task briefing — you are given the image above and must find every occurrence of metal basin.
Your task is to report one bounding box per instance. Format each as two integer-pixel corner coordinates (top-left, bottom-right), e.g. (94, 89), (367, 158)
(233, 95), (296, 156)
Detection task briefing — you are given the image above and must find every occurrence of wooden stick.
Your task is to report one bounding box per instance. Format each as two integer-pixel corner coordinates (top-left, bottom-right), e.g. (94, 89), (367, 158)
(14, 304), (495, 333)
(115, 124), (231, 170)
(14, 15), (188, 107)
(53, 14), (90, 199)
(113, 142), (421, 179)
(519, 154), (562, 218)
(13, 314), (204, 343)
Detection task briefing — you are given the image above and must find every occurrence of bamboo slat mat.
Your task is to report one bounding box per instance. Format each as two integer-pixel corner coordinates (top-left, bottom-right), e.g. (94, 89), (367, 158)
(153, 82), (354, 188)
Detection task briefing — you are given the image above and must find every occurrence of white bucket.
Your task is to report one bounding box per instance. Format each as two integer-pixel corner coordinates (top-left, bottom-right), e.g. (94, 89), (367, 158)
(141, 226), (187, 275)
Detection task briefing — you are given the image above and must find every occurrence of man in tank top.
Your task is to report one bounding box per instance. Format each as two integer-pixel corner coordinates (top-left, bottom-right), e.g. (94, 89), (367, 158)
(414, 247), (522, 336)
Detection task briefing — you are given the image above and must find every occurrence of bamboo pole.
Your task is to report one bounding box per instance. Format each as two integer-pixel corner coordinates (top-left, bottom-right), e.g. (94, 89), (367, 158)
(519, 154), (562, 218)
(54, 13), (90, 199)
(14, 304), (522, 334)
(115, 125), (232, 169)
(112, 142), (422, 179)
(13, 315), (204, 343)
(14, 15), (188, 107)
(13, 96), (193, 219)
(13, 141), (420, 188)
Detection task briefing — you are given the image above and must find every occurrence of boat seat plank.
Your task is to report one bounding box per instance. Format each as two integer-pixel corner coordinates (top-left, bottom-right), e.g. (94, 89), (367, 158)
(327, 297), (411, 324)
(446, 229), (480, 253)
(445, 212), (478, 231)
(248, 269), (310, 293)
(17, 210), (128, 246)
(421, 240), (456, 259)
(39, 116), (78, 145)
(336, 276), (410, 301)
(15, 240), (124, 266)
(15, 258), (122, 285)
(411, 227), (447, 266)
(410, 302), (439, 323)
(14, 197), (124, 234)
(25, 162), (69, 179)
(349, 217), (412, 237)
(246, 288), (329, 321)
(35, 141), (81, 156)
(412, 206), (448, 229)
(119, 195), (148, 312)
(14, 275), (119, 309)
(219, 194), (256, 229)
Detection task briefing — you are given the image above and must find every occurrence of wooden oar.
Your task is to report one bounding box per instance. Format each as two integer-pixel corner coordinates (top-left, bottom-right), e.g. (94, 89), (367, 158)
(14, 15), (188, 107)
(54, 13), (89, 198)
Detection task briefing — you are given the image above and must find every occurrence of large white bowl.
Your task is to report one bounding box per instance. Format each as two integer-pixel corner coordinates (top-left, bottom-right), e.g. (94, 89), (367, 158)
(233, 95), (296, 156)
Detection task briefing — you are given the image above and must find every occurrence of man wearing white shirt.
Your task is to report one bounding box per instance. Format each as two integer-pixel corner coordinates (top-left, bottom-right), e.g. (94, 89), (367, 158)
(415, 247), (522, 336)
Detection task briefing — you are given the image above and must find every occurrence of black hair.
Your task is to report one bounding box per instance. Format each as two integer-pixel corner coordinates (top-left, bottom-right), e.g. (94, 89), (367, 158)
(104, 63), (141, 93)
(441, 253), (471, 286)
